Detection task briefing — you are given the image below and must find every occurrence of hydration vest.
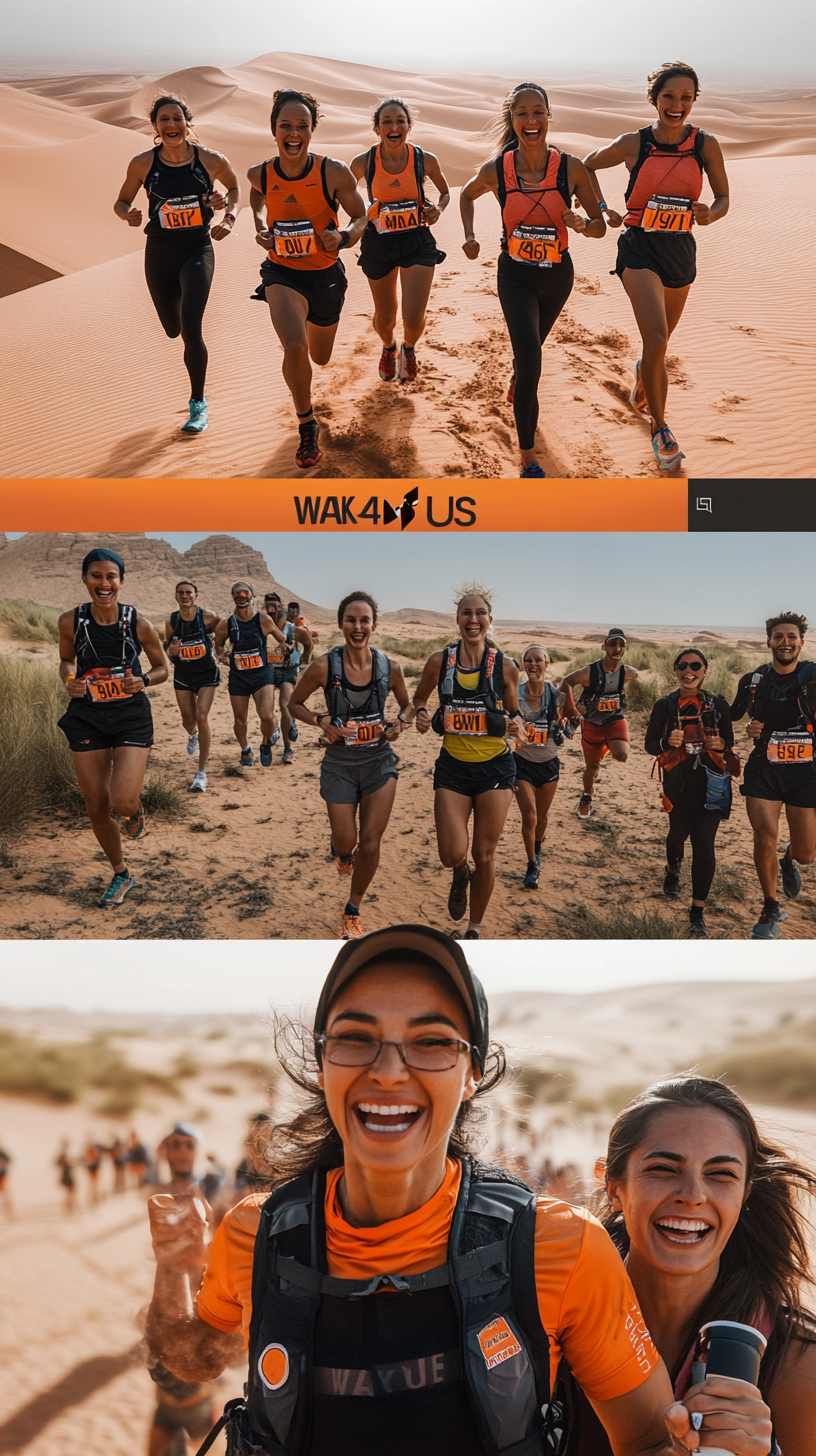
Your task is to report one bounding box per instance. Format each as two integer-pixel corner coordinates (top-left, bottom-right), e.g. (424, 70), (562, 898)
(228, 613), (269, 672)
(218, 1159), (569, 1456)
(262, 155), (339, 271)
(497, 146), (572, 266)
(365, 143), (427, 233)
(144, 145), (213, 234)
(324, 645), (391, 748)
(623, 127), (705, 230)
(170, 607), (214, 665)
(432, 644), (507, 739)
(517, 681), (562, 747)
(269, 620), (301, 670)
(579, 662), (626, 719)
(747, 660), (816, 762)
(74, 601), (142, 675)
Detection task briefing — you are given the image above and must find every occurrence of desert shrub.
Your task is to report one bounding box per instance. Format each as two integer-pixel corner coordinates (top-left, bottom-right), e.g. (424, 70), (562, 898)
(140, 773), (188, 819)
(0, 597), (61, 644)
(703, 1042), (816, 1103)
(515, 1064), (572, 1103)
(0, 657), (82, 829)
(0, 1028), (177, 1109)
(555, 903), (683, 939)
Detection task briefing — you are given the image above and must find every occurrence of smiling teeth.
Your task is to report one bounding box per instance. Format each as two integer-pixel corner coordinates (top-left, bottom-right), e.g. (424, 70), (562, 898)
(358, 1104), (419, 1114)
(657, 1218), (711, 1238)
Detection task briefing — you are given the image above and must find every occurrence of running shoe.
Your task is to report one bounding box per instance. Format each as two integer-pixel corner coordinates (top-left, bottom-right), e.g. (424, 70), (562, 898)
(186, 730), (199, 757)
(378, 344), (397, 381)
(288, 722), (299, 741)
(507, 368), (516, 405)
(463, 928), (481, 940)
(295, 418), (321, 469)
(629, 359), (648, 414)
(340, 912), (365, 940)
(260, 739), (272, 768)
(181, 397), (208, 434)
(523, 860), (540, 890)
(271, 729), (281, 747)
(577, 793), (593, 822)
(520, 461), (546, 479)
(336, 854), (355, 878)
(780, 845), (802, 900)
(240, 746), (253, 768)
(282, 749), (295, 765)
(122, 808), (146, 839)
(398, 344), (418, 383)
(651, 425), (685, 472)
(98, 870), (135, 908)
(687, 912), (710, 939)
(749, 904), (788, 940)
(448, 863), (470, 921)
(663, 869), (681, 899)
(189, 770), (207, 793)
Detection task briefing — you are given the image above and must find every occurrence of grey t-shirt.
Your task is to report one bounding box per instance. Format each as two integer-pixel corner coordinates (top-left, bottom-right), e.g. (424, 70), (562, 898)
(585, 665), (627, 726)
(323, 678), (394, 766)
(512, 682), (565, 762)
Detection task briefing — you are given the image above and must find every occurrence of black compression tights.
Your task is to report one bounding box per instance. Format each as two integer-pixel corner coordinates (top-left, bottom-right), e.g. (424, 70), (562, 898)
(665, 805), (722, 901)
(144, 241), (215, 400)
(497, 250), (574, 452)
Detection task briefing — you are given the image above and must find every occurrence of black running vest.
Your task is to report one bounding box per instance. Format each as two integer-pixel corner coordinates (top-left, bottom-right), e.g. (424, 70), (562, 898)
(432, 644), (507, 739)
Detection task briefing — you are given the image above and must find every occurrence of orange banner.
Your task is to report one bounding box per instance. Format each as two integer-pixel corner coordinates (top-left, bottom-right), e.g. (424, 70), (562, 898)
(0, 479), (687, 531)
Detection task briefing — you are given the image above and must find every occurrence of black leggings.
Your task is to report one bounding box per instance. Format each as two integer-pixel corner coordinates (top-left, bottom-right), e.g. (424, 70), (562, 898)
(144, 238), (214, 400)
(665, 805), (722, 901)
(497, 249), (574, 451)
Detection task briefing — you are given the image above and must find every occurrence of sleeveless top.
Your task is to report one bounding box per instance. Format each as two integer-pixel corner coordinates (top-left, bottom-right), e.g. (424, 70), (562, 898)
(623, 126), (705, 232)
(498, 146), (572, 265)
(263, 155), (339, 270)
(227, 613), (270, 672)
(170, 607), (215, 669)
(144, 146), (214, 240)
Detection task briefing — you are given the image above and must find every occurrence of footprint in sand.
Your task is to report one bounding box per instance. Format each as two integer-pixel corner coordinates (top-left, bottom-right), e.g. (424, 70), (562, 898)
(714, 395), (748, 414)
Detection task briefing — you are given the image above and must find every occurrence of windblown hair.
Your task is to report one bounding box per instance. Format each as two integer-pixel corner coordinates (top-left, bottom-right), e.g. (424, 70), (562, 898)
(149, 93), (198, 142)
(455, 582), (493, 616)
(492, 83), (551, 153)
(766, 611), (808, 641)
(595, 1074), (816, 1394)
(337, 590), (378, 628)
(646, 62), (700, 107)
(271, 89), (320, 132)
(373, 96), (415, 130)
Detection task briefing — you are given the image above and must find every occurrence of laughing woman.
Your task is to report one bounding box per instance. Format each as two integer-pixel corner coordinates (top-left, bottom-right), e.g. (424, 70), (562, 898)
(351, 97), (450, 384)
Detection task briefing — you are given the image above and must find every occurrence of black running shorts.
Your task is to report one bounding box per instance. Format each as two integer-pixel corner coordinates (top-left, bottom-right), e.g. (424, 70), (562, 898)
(512, 753), (560, 788)
(228, 666), (275, 698)
(58, 698), (154, 752)
(433, 746), (516, 797)
(740, 754), (816, 808)
(255, 257), (348, 326)
(173, 665), (220, 693)
(615, 226), (697, 290)
(272, 667), (299, 688)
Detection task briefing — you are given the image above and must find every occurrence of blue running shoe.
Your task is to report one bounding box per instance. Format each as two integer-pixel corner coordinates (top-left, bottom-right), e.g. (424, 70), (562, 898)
(288, 722), (299, 741)
(651, 425), (684, 472)
(271, 729), (281, 747)
(780, 844), (802, 900)
(260, 740), (272, 767)
(523, 860), (540, 889)
(181, 398), (208, 434)
(520, 460), (546, 478)
(99, 870), (135, 908)
(240, 745), (253, 767)
(749, 904), (788, 939)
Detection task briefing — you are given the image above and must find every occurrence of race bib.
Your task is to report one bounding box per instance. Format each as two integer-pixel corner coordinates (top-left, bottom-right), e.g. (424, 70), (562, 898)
(508, 224), (559, 267)
(597, 695), (621, 714)
(523, 722), (548, 745)
(234, 651), (263, 671)
(767, 732), (814, 765)
(85, 670), (128, 704)
(345, 717), (385, 748)
(179, 641), (206, 661)
(684, 741), (703, 755)
(268, 644), (287, 665)
(444, 707), (488, 736)
(159, 197), (204, 230)
(273, 220), (316, 258)
(375, 199), (421, 234)
(642, 195), (693, 232)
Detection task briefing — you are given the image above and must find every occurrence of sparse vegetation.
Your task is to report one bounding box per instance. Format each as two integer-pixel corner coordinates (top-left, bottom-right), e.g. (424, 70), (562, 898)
(0, 657), (83, 829)
(140, 773), (188, 819)
(557, 641), (761, 715)
(0, 597), (61, 644)
(703, 1042), (816, 1103)
(0, 1028), (178, 1112)
(555, 903), (682, 938)
(515, 1064), (573, 1103)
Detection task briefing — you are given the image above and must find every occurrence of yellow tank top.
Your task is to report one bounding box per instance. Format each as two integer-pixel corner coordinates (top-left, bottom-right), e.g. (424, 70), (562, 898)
(442, 668), (509, 763)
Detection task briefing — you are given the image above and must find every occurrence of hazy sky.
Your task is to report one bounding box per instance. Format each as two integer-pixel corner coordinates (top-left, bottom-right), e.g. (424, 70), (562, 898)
(4, 0), (814, 82)
(148, 531), (813, 630)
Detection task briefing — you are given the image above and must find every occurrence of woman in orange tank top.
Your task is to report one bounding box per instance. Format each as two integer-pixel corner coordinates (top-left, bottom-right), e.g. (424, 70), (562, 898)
(460, 84), (605, 478)
(248, 90), (368, 470)
(584, 63), (730, 475)
(350, 98), (450, 384)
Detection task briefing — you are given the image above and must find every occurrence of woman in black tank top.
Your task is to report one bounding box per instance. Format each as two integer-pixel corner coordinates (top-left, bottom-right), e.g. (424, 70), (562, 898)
(114, 94), (240, 434)
(57, 547), (168, 909)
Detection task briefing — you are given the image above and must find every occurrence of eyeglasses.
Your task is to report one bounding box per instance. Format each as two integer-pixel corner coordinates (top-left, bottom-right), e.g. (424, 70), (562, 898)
(317, 1033), (472, 1071)
(676, 661), (704, 672)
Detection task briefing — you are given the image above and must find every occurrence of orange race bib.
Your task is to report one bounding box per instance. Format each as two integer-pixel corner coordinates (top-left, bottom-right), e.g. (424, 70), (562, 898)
(179, 642), (206, 661)
(597, 695), (621, 714)
(508, 224), (560, 266)
(375, 200), (421, 234)
(268, 645), (287, 664)
(444, 708), (488, 736)
(522, 722), (548, 745)
(159, 197), (204, 230)
(234, 651), (263, 671)
(345, 717), (385, 748)
(767, 732), (814, 764)
(85, 670), (128, 704)
(273, 220), (316, 258)
(642, 195), (693, 232)
(477, 1318), (522, 1371)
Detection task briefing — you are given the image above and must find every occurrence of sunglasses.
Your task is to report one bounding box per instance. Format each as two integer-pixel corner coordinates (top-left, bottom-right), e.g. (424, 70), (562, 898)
(317, 1033), (472, 1071)
(676, 660), (705, 672)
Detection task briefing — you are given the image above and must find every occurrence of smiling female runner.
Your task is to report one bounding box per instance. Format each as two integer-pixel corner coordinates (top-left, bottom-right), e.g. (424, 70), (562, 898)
(511, 645), (566, 891)
(571, 1073), (816, 1456)
(407, 588), (522, 939)
(350, 97), (450, 384)
(145, 923), (721, 1456)
(114, 94), (239, 435)
(248, 90), (368, 469)
(57, 548), (168, 908)
(459, 83), (605, 478)
(645, 649), (738, 939)
(584, 63), (730, 473)
(290, 592), (411, 940)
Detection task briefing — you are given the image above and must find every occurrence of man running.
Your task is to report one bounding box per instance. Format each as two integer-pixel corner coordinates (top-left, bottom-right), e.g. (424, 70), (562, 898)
(731, 612), (816, 939)
(560, 629), (639, 821)
(165, 580), (221, 792)
(214, 582), (286, 767)
(263, 593), (313, 764)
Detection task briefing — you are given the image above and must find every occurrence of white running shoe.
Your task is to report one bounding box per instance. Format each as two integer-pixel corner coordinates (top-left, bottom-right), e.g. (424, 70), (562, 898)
(189, 770), (207, 792)
(186, 731), (199, 756)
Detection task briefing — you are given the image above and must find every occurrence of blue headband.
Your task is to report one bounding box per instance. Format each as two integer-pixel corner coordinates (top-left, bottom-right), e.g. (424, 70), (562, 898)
(82, 547), (125, 578)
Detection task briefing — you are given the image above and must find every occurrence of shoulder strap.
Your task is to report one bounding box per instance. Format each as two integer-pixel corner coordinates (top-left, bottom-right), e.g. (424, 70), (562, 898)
(616, 665), (627, 695)
(412, 144), (427, 203)
(327, 645), (343, 685)
(496, 148), (514, 209)
(260, 159), (267, 197)
(693, 127), (706, 168)
(319, 155), (336, 212)
(555, 149), (572, 207)
(370, 647), (391, 705)
(365, 145), (377, 202)
(439, 643), (459, 700)
(170, 611), (180, 632)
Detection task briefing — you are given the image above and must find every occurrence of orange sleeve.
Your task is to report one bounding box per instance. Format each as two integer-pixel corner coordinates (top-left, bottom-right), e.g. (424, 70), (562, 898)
(534, 1199), (658, 1401)
(196, 1194), (263, 1344)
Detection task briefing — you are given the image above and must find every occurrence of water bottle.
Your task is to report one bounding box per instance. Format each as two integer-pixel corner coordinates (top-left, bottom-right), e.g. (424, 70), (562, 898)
(690, 1321), (766, 1455)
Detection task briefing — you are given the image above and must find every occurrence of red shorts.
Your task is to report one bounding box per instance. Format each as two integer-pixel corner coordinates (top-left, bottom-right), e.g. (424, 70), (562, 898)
(581, 717), (630, 757)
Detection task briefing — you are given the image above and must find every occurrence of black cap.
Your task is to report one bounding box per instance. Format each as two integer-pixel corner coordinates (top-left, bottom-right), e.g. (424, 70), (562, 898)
(605, 627), (627, 642)
(313, 925), (489, 1071)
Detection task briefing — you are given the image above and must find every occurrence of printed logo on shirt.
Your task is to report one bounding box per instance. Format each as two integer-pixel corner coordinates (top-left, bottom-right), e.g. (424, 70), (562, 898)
(259, 1343), (290, 1390)
(285, 194), (298, 204)
(477, 1317), (522, 1370)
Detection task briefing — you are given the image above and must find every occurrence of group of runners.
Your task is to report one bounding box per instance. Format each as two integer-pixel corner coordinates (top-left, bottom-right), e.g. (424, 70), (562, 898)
(114, 60), (728, 475)
(55, 548), (815, 942)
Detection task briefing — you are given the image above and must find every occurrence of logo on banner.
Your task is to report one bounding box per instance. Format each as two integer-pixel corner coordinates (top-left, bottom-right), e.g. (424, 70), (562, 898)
(292, 492), (477, 529)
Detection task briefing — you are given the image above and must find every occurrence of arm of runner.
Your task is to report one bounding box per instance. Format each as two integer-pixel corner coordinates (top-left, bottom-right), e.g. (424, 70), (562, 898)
(564, 157), (606, 237)
(319, 162), (367, 254)
(406, 650), (445, 731)
(259, 610), (287, 648)
(694, 136), (729, 226)
(145, 1194), (242, 1381)
(422, 151), (451, 225)
(164, 617), (182, 657)
(213, 618), (231, 656)
(765, 1336), (816, 1456)
(582, 133), (640, 228)
(133, 614), (169, 690)
(294, 625), (313, 658)
(202, 610), (221, 634)
(644, 698), (680, 753)
(248, 165), (274, 251)
(385, 661), (413, 740)
(460, 161), (500, 258)
(559, 664), (591, 714)
(502, 656), (524, 743)
(58, 609), (87, 697)
(207, 152), (241, 240)
(114, 153), (148, 225)
(623, 665), (640, 681)
(288, 655), (350, 741)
